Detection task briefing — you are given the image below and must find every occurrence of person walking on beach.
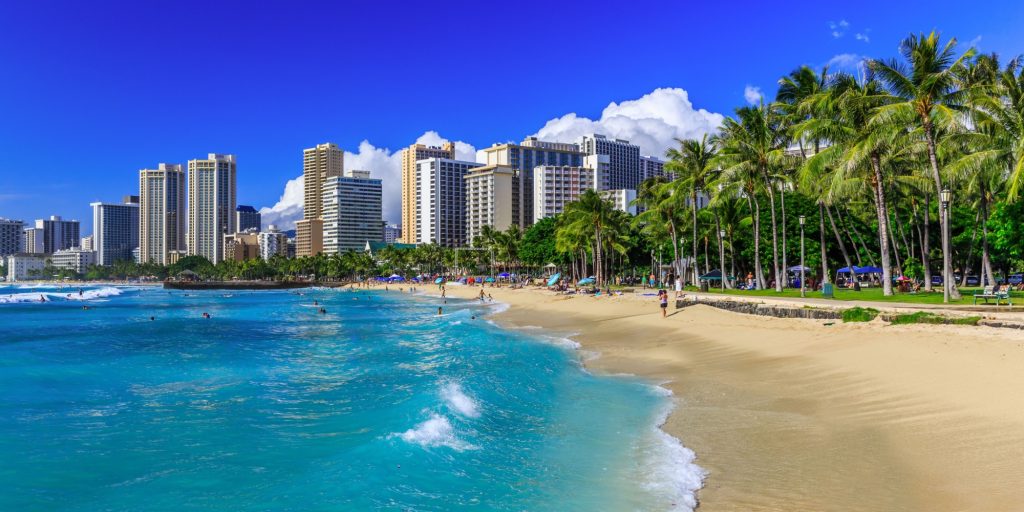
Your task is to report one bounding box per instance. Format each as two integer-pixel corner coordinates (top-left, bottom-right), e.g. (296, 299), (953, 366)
(674, 276), (682, 298)
(658, 290), (668, 318)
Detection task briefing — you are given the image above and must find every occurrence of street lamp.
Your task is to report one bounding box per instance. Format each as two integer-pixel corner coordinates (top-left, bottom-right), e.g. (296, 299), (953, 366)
(940, 188), (952, 303)
(719, 229), (726, 291)
(799, 215), (806, 298)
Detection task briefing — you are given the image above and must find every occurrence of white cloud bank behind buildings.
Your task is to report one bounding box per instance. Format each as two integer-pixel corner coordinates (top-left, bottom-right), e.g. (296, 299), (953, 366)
(260, 87), (724, 230)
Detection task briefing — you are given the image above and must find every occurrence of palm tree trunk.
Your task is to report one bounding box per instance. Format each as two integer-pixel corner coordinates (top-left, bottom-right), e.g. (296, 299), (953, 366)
(870, 154), (893, 296)
(981, 195), (995, 286)
(764, 175), (782, 292)
(715, 213), (731, 289)
(835, 208), (863, 266)
(669, 223), (680, 287)
(847, 208), (876, 267)
(826, 204), (854, 280)
(919, 195), (933, 292)
(959, 211), (979, 288)
(748, 193), (767, 289)
(819, 202), (829, 284)
(692, 192), (699, 286)
(780, 183), (788, 289)
(922, 121), (960, 300)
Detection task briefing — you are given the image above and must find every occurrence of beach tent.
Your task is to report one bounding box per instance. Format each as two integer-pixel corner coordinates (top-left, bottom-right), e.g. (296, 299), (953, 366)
(698, 269), (723, 281)
(546, 273), (561, 286)
(434, 277), (445, 284)
(787, 265), (812, 272)
(577, 277), (595, 285)
(836, 266), (881, 274)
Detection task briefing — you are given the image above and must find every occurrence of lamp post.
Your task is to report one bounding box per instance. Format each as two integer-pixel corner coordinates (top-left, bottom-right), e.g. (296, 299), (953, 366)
(719, 229), (727, 291)
(940, 188), (952, 303)
(799, 215), (806, 298)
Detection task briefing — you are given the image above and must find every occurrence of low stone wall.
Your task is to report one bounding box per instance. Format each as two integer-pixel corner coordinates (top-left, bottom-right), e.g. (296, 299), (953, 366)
(676, 298), (843, 320)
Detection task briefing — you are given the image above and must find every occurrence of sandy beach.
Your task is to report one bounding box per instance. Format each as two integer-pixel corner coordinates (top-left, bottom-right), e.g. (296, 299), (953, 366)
(443, 284), (1024, 511)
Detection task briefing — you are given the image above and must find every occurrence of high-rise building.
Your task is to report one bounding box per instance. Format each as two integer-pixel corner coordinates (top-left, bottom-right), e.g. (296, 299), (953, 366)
(383, 223), (401, 244)
(296, 143), (343, 257)
(51, 248), (96, 274)
(416, 158), (477, 247)
(0, 218), (24, 258)
(258, 225), (289, 261)
(6, 253), (46, 282)
(640, 155), (672, 182)
(235, 205), (261, 233)
(400, 142), (455, 243)
(91, 198), (139, 266)
(465, 165), (517, 245)
(223, 232), (261, 261)
(187, 154), (237, 264)
(533, 165), (596, 221)
(322, 170), (383, 254)
(80, 235), (93, 252)
(29, 216), (79, 254)
(600, 189), (638, 216)
(23, 228), (44, 254)
(139, 163), (185, 265)
(577, 134), (642, 191)
(482, 137), (583, 228)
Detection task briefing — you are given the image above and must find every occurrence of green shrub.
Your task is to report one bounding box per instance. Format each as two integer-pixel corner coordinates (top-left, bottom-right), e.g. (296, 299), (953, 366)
(888, 312), (981, 326)
(842, 307), (879, 322)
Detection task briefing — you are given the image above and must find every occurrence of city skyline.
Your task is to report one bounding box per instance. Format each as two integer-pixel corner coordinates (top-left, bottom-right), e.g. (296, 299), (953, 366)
(4, 1), (1022, 231)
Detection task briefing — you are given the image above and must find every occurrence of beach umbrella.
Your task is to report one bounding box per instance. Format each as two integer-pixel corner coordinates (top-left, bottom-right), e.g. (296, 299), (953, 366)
(485, 277), (496, 283)
(498, 272), (510, 278)
(699, 269), (723, 281)
(577, 277), (595, 285)
(547, 273), (561, 286)
(434, 277), (445, 284)
(787, 265), (812, 272)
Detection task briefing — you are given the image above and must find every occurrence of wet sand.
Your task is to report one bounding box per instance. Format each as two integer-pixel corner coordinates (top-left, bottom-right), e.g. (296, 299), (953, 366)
(443, 285), (1024, 511)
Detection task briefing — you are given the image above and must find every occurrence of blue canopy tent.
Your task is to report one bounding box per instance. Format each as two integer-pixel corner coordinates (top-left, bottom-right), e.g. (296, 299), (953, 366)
(497, 272), (510, 278)
(837, 266), (882, 274)
(388, 274), (405, 282)
(434, 277), (445, 284)
(546, 273), (561, 287)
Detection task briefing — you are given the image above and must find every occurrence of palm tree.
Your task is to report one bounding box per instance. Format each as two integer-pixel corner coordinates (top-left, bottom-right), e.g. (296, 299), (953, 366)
(633, 177), (686, 281)
(666, 134), (719, 285)
(869, 31), (976, 301)
(562, 189), (618, 287)
(714, 104), (794, 290)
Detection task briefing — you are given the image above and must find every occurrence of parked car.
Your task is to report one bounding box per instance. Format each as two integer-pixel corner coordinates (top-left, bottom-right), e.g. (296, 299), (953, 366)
(1008, 273), (1024, 285)
(930, 274), (943, 286)
(965, 275), (980, 286)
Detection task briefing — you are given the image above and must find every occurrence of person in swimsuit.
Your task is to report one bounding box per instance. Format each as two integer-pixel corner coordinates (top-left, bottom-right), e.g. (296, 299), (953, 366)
(659, 290), (668, 318)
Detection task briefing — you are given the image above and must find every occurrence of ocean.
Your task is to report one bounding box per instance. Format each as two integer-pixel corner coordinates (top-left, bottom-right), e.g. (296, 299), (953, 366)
(0, 284), (703, 511)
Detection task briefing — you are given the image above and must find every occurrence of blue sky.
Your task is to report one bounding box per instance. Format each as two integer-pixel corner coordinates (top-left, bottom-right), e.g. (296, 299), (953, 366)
(2, 0), (1022, 231)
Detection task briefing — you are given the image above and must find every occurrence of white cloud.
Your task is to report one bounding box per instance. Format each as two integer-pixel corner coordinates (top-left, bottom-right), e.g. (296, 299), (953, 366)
(967, 35), (982, 49)
(259, 132), (479, 229)
(531, 87), (724, 158)
(829, 19), (849, 38)
(855, 33), (870, 43)
(826, 53), (867, 75)
(743, 85), (763, 105)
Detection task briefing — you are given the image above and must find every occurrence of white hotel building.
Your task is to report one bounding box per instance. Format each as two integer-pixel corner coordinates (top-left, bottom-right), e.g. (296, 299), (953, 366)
(415, 158), (477, 247)
(533, 165), (595, 221)
(322, 171), (383, 253)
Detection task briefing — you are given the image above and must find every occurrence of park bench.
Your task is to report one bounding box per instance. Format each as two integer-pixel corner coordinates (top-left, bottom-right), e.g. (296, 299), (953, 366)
(973, 286), (1013, 306)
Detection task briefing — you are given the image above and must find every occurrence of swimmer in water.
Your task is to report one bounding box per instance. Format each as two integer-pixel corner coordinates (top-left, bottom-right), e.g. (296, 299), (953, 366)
(437, 307), (442, 316)
(313, 300), (318, 306)
(40, 295), (46, 303)
(150, 316), (155, 321)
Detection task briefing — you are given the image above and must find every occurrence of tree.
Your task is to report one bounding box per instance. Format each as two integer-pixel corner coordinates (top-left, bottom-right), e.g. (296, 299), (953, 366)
(561, 190), (620, 287)
(666, 134), (719, 285)
(520, 217), (560, 267)
(869, 31), (975, 301)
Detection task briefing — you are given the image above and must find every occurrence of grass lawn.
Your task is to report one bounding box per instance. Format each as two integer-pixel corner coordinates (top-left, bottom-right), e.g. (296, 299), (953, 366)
(691, 285), (1021, 305)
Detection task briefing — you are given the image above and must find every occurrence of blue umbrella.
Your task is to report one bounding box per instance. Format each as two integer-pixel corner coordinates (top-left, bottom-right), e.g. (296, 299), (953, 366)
(547, 273), (561, 286)
(434, 277), (445, 284)
(485, 277), (496, 283)
(578, 277), (595, 285)
(498, 272), (510, 278)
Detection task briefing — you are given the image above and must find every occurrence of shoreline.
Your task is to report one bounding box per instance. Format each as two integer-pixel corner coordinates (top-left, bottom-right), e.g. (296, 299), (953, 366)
(441, 284), (1024, 511)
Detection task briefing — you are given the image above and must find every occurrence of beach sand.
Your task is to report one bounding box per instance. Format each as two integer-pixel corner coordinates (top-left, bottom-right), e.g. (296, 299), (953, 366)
(442, 284), (1024, 511)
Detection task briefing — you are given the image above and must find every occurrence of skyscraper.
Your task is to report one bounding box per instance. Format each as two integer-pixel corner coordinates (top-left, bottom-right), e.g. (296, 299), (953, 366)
(187, 154), (237, 264)
(296, 143), (343, 257)
(400, 142), (455, 243)
(465, 164), (517, 245)
(577, 134), (642, 191)
(29, 216), (80, 254)
(139, 163), (185, 265)
(23, 228), (43, 254)
(322, 170), (383, 253)
(91, 198), (139, 266)
(416, 158), (477, 247)
(482, 137), (583, 228)
(0, 218), (24, 258)
(235, 205), (261, 232)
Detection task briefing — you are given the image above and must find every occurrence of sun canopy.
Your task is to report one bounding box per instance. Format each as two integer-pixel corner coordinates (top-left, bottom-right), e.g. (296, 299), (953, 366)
(787, 265), (812, 272)
(699, 269), (724, 281)
(837, 266), (882, 274)
(577, 277), (595, 285)
(434, 277), (444, 284)
(498, 272), (510, 278)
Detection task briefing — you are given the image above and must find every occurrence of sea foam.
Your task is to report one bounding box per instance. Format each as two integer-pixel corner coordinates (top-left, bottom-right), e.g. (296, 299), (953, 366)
(639, 388), (705, 511)
(440, 381), (480, 418)
(394, 413), (476, 451)
(0, 286), (123, 304)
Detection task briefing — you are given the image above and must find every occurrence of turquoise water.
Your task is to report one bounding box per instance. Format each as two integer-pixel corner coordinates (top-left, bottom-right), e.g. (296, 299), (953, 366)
(0, 285), (702, 511)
